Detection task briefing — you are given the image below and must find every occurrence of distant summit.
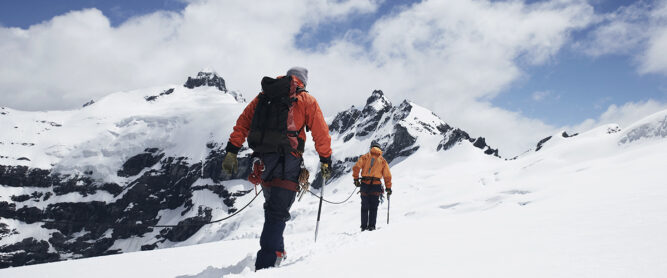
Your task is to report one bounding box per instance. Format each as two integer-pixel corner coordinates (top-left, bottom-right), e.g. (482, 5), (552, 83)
(183, 70), (245, 102)
(184, 71), (227, 92)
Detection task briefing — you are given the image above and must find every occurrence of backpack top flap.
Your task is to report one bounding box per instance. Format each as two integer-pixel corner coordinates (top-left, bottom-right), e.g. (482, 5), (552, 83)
(248, 76), (296, 154)
(261, 76), (292, 99)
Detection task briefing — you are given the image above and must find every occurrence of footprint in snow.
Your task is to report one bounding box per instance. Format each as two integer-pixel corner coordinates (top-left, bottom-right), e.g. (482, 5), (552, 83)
(501, 190), (530, 195)
(439, 203), (460, 210)
(175, 254), (254, 278)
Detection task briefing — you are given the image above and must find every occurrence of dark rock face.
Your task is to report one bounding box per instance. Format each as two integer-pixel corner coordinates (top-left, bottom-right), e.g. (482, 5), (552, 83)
(562, 131), (578, 138)
(0, 145), (255, 269)
(0, 238), (60, 268)
(117, 148), (165, 177)
(184, 71), (227, 92)
(472, 137), (499, 157)
(329, 107), (362, 134)
(383, 125), (419, 163)
(0, 166), (54, 188)
(436, 125), (499, 157)
(83, 100), (95, 107)
(145, 88), (175, 102)
(437, 128), (469, 151)
(163, 207), (212, 242)
(535, 136), (552, 152)
(0, 223), (16, 237)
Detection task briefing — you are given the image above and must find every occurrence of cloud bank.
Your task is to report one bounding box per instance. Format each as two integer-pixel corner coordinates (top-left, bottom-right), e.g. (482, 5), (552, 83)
(0, 0), (664, 156)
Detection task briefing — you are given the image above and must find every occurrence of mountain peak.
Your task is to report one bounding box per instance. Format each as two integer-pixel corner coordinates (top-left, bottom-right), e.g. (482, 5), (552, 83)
(183, 71), (227, 92)
(364, 90), (392, 114)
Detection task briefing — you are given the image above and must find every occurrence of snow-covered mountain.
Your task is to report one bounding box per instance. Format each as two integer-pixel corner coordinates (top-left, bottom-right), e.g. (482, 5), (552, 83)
(2, 100), (666, 277)
(0, 73), (500, 269)
(0, 71), (258, 268)
(317, 90), (499, 186)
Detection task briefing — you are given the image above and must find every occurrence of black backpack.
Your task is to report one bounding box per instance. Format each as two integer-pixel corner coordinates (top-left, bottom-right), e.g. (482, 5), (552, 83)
(247, 76), (304, 154)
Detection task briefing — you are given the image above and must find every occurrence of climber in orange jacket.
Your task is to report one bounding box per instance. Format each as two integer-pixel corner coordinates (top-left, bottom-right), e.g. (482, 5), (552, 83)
(352, 141), (392, 231)
(221, 67), (332, 270)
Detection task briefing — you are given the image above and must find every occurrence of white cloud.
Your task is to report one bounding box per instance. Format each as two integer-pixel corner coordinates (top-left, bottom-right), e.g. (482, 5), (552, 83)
(0, 0), (605, 156)
(579, 0), (667, 76)
(573, 99), (667, 132)
(576, 2), (651, 56)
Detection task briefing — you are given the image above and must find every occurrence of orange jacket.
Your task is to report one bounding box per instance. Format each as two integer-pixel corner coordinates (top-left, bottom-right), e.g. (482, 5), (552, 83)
(352, 147), (392, 188)
(226, 77), (332, 160)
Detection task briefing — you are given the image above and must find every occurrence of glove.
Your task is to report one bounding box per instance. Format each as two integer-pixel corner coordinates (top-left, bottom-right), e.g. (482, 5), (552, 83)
(320, 163), (331, 181)
(222, 152), (238, 176)
(354, 179), (361, 187)
(386, 188), (392, 196)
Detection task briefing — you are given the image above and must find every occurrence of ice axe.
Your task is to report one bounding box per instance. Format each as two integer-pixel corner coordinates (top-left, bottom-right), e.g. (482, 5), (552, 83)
(314, 171), (327, 242)
(387, 192), (390, 225)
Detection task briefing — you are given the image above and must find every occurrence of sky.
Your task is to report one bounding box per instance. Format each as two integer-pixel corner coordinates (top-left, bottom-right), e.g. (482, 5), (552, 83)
(1, 0), (666, 156)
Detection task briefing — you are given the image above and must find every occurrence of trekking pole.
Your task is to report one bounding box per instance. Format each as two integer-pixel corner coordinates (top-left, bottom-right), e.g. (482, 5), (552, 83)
(387, 194), (390, 225)
(314, 174), (326, 242)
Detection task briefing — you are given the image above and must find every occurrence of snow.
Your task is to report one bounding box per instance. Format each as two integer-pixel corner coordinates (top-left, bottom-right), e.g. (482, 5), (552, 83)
(2, 80), (667, 277)
(619, 110), (667, 144)
(3, 108), (667, 277)
(0, 85), (241, 172)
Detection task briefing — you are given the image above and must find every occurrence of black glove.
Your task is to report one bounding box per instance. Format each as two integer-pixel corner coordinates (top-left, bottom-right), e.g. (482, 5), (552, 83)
(320, 156), (332, 181)
(354, 179), (361, 187)
(222, 152), (238, 176)
(320, 163), (331, 180)
(386, 188), (392, 196)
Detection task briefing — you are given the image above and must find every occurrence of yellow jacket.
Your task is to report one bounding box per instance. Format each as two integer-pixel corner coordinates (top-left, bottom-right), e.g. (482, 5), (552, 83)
(352, 147), (392, 188)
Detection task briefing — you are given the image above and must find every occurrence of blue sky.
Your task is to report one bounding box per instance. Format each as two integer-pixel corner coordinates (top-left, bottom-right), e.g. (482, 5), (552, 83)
(0, 0), (187, 28)
(292, 0), (667, 127)
(2, 0), (656, 127)
(1, 0), (666, 154)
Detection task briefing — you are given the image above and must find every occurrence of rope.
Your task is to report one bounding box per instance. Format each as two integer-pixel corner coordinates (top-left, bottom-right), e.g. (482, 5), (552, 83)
(307, 187), (357, 205)
(36, 189), (264, 228)
(155, 188), (263, 227)
(33, 185), (357, 228)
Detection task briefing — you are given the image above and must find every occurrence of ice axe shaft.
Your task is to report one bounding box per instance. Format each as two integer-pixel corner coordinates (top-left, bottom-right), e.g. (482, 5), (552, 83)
(387, 194), (390, 225)
(314, 175), (325, 242)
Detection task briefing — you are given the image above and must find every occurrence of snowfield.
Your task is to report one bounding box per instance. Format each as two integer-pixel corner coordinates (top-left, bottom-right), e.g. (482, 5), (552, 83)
(2, 107), (667, 277)
(1, 71), (666, 277)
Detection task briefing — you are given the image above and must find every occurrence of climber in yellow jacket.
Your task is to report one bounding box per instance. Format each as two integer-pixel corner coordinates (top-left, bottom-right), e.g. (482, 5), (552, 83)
(352, 141), (392, 231)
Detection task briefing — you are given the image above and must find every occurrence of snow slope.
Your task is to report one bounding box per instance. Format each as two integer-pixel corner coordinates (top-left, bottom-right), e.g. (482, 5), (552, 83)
(1, 72), (263, 266)
(1, 72), (500, 268)
(2, 109), (666, 277)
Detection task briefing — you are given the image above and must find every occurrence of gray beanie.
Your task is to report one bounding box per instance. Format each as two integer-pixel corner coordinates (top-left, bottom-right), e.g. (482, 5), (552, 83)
(370, 141), (382, 151)
(286, 66), (308, 87)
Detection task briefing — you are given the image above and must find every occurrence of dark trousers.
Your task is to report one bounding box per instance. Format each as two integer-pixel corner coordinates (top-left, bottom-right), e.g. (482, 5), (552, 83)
(255, 153), (299, 271)
(361, 194), (380, 229)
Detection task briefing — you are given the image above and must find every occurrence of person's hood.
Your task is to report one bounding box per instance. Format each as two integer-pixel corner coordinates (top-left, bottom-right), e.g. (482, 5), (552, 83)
(370, 146), (383, 157)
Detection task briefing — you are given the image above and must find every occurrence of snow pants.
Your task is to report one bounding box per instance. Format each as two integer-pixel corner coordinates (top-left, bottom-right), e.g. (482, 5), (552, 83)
(255, 153), (299, 271)
(360, 194), (380, 230)
(360, 183), (383, 230)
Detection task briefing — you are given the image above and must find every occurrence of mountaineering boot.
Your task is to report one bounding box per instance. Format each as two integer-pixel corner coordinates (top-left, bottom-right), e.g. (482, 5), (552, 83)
(368, 226), (375, 231)
(275, 251), (287, 267)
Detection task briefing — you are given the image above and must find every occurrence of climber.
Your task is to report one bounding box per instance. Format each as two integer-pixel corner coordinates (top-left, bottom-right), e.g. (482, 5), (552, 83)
(352, 141), (392, 231)
(221, 67), (333, 270)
